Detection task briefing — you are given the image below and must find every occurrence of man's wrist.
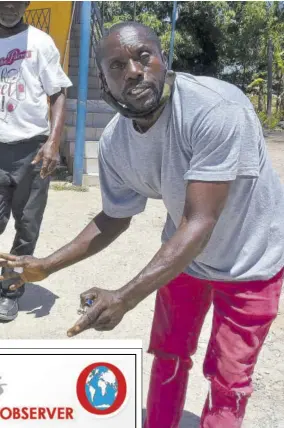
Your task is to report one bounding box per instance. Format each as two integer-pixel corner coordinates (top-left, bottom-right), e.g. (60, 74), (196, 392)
(117, 284), (143, 312)
(46, 137), (60, 148)
(41, 256), (56, 276)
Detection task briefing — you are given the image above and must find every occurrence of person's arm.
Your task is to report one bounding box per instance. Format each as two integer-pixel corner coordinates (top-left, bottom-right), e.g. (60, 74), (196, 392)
(65, 179), (230, 336)
(119, 180), (229, 310)
(33, 34), (72, 178)
(43, 211), (131, 274)
(48, 90), (66, 149)
(0, 212), (132, 288)
(31, 89), (66, 178)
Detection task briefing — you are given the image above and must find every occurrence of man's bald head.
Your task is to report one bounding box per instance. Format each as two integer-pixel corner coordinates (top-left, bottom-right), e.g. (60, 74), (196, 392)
(95, 21), (162, 68)
(95, 21), (167, 116)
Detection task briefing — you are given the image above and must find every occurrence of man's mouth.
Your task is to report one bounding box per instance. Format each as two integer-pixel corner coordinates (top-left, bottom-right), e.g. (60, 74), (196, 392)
(127, 86), (154, 99)
(1, 13), (18, 21)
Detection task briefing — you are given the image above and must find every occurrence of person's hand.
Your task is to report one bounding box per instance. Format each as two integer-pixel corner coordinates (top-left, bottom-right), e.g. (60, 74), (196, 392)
(0, 253), (49, 290)
(67, 287), (129, 337)
(32, 140), (60, 179)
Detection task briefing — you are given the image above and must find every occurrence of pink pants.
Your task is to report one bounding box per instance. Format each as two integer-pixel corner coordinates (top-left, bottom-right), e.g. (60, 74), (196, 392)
(144, 269), (284, 428)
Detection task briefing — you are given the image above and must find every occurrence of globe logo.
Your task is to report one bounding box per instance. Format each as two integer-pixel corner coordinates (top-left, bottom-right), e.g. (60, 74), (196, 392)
(76, 362), (127, 416)
(86, 365), (117, 409)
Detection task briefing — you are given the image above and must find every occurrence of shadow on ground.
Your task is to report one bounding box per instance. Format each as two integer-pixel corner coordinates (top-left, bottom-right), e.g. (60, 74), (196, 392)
(18, 283), (59, 318)
(142, 408), (200, 427)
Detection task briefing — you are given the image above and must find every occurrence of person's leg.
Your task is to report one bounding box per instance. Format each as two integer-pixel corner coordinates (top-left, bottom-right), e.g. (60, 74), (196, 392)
(144, 273), (212, 428)
(0, 148), (16, 320)
(0, 185), (13, 297)
(201, 268), (284, 428)
(1, 138), (50, 300)
(0, 186), (12, 237)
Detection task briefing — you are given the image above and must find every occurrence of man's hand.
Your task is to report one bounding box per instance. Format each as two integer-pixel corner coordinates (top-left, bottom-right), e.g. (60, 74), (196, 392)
(67, 287), (128, 337)
(0, 253), (49, 290)
(32, 140), (60, 179)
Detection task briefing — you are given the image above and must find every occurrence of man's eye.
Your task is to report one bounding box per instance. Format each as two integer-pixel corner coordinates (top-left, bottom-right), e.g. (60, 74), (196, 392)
(140, 52), (150, 63)
(110, 62), (125, 70)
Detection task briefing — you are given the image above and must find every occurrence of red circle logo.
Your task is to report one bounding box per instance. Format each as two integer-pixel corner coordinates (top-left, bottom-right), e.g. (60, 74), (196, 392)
(76, 362), (127, 415)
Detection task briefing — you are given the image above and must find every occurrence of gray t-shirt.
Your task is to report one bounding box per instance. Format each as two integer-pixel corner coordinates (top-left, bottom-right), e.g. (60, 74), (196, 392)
(98, 73), (284, 281)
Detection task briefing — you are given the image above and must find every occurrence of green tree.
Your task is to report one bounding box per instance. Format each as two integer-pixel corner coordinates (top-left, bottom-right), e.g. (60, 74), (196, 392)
(97, 0), (284, 105)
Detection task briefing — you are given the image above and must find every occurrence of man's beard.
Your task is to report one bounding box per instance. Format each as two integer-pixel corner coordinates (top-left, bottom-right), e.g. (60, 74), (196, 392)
(110, 74), (166, 118)
(100, 69), (175, 120)
(0, 17), (24, 29)
(119, 85), (163, 116)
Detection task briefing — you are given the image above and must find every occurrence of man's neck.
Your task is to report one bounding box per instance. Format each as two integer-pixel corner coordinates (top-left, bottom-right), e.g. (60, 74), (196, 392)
(133, 102), (167, 133)
(132, 71), (176, 133)
(0, 21), (28, 38)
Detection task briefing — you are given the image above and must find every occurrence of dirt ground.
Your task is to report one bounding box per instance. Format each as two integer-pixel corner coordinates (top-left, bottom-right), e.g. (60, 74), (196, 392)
(0, 133), (283, 427)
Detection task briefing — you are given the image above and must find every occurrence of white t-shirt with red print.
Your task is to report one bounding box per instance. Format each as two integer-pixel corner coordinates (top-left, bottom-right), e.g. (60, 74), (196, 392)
(0, 25), (72, 143)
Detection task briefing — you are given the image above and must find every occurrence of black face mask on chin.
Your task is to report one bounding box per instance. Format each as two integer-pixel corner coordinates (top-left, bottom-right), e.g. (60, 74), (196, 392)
(98, 67), (176, 119)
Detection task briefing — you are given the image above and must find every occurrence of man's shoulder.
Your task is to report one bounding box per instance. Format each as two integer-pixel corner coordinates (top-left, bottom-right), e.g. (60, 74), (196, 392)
(100, 113), (126, 148)
(27, 25), (55, 47)
(174, 72), (251, 108)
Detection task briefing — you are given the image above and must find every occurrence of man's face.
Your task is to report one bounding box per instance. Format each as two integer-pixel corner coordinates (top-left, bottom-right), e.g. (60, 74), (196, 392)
(100, 27), (167, 114)
(0, 1), (29, 28)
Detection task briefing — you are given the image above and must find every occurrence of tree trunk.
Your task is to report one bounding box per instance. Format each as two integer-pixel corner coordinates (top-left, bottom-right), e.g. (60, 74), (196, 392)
(275, 71), (282, 113)
(258, 89), (264, 112)
(267, 37), (273, 117)
(242, 64), (246, 92)
(280, 92), (284, 120)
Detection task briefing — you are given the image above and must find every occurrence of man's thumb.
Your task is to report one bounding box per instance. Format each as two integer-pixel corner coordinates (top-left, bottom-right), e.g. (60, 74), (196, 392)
(31, 150), (43, 165)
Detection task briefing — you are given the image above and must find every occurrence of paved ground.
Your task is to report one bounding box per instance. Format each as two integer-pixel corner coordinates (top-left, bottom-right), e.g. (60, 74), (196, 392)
(0, 133), (284, 427)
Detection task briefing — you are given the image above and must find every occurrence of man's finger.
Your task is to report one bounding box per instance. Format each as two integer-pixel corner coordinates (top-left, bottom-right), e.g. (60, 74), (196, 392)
(0, 260), (25, 269)
(95, 324), (114, 331)
(67, 303), (103, 337)
(0, 253), (17, 262)
(0, 272), (18, 281)
(80, 291), (98, 307)
(67, 313), (93, 337)
(31, 150), (43, 165)
(0, 261), (9, 269)
(46, 160), (58, 176)
(9, 279), (25, 291)
(40, 158), (49, 179)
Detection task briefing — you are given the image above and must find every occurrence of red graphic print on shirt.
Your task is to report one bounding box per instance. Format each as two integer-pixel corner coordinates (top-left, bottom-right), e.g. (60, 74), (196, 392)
(0, 49), (31, 122)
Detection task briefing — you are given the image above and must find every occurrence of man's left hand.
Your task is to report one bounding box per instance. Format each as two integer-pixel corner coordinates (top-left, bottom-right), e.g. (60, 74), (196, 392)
(32, 140), (60, 179)
(67, 287), (129, 337)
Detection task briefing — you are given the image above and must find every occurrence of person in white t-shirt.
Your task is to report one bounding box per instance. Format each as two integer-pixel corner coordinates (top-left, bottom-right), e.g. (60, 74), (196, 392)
(0, 1), (72, 321)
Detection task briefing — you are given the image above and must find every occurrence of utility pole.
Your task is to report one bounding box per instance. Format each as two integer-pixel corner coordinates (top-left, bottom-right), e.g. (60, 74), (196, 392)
(267, 37), (273, 118)
(168, 1), (178, 70)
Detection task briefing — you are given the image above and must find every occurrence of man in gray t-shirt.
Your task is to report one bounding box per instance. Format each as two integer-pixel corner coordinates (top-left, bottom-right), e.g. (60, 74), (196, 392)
(0, 22), (283, 428)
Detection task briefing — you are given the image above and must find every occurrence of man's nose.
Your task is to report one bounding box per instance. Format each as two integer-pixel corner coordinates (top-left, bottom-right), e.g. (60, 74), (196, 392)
(125, 59), (143, 80)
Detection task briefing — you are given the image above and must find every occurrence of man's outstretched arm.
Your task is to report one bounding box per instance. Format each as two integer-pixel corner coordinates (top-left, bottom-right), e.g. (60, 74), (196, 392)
(0, 212), (131, 288)
(66, 179), (230, 337)
(43, 211), (131, 274)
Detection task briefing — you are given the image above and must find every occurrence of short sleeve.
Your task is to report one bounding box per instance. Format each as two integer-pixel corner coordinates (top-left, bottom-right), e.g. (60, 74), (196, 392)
(98, 141), (147, 218)
(38, 35), (72, 96)
(184, 101), (260, 182)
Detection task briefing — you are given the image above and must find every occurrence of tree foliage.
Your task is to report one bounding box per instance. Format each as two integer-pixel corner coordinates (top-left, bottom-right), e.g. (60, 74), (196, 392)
(97, 1), (284, 122)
